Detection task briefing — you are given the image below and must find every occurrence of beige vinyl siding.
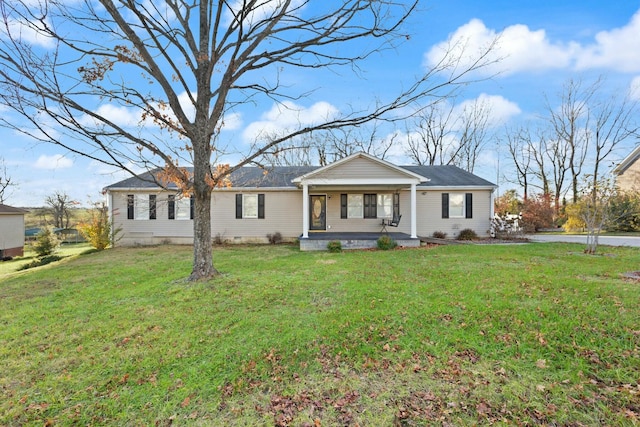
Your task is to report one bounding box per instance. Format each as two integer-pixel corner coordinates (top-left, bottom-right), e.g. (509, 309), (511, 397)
(311, 156), (413, 180)
(0, 214), (25, 252)
(211, 190), (302, 242)
(416, 189), (493, 238)
(616, 161), (640, 192)
(322, 191), (411, 234)
(111, 191), (194, 246)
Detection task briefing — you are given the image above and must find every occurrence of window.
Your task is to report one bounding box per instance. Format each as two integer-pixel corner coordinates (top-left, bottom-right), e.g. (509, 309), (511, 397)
(127, 194), (156, 220)
(168, 195), (194, 220)
(347, 194), (363, 218)
(442, 193), (472, 219)
(377, 194), (393, 218)
(341, 193), (396, 219)
(235, 194), (265, 219)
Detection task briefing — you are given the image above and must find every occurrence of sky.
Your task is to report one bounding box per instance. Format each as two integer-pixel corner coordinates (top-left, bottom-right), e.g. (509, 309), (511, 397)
(1, 0), (640, 207)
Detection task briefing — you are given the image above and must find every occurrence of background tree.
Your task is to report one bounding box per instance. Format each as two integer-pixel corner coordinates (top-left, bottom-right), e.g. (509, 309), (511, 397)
(45, 191), (76, 229)
(0, 157), (15, 204)
(0, 0), (496, 280)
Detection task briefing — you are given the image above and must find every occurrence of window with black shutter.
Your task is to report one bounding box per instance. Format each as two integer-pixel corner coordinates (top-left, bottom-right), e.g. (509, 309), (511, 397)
(149, 195), (156, 220)
(127, 194), (134, 219)
(441, 193), (449, 219)
(168, 195), (175, 220)
(465, 193), (473, 218)
(363, 194), (377, 218)
(340, 194), (347, 219)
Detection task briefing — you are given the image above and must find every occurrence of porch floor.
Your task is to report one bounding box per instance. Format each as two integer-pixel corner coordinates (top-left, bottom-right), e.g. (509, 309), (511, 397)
(300, 232), (420, 251)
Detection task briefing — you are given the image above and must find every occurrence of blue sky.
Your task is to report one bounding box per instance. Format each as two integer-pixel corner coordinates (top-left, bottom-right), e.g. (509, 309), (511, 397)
(1, 1), (640, 207)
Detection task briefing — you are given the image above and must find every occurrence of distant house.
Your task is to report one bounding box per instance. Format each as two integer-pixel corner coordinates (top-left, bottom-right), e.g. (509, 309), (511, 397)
(104, 152), (497, 250)
(613, 145), (640, 192)
(0, 204), (28, 258)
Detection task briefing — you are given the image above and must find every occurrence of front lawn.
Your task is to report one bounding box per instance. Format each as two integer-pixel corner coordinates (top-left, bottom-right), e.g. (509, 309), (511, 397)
(1, 243), (638, 425)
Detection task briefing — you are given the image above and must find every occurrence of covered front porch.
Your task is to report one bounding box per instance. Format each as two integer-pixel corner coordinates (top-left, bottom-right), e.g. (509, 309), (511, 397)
(299, 232), (421, 251)
(293, 153), (429, 246)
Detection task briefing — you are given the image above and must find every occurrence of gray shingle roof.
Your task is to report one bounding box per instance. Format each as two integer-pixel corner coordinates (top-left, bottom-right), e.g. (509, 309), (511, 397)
(402, 165), (496, 187)
(104, 164), (495, 190)
(0, 204), (28, 214)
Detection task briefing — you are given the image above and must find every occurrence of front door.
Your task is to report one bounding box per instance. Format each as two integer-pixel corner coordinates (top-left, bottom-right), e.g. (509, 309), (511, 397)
(309, 195), (326, 231)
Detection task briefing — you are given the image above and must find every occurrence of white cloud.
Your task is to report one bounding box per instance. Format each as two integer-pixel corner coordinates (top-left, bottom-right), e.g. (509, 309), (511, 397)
(226, 0), (307, 28)
(34, 154), (73, 170)
(454, 94), (521, 127)
(242, 101), (339, 142)
(1, 17), (55, 49)
(575, 10), (640, 72)
(425, 19), (575, 77)
(426, 9), (640, 77)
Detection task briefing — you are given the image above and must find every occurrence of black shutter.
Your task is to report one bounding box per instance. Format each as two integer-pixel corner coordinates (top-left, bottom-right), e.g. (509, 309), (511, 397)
(168, 195), (175, 220)
(442, 193), (449, 218)
(364, 194), (376, 218)
(127, 195), (134, 219)
(340, 194), (347, 219)
(465, 193), (473, 218)
(236, 194), (243, 219)
(393, 193), (400, 218)
(149, 195), (156, 220)
(258, 194), (265, 219)
(190, 195), (195, 220)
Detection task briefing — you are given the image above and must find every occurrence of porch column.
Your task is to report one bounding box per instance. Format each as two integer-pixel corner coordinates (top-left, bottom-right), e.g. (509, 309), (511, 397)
(302, 183), (309, 238)
(410, 183), (417, 238)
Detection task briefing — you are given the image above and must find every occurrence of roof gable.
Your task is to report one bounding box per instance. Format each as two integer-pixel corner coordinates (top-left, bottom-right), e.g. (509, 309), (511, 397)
(613, 145), (640, 175)
(293, 152), (426, 184)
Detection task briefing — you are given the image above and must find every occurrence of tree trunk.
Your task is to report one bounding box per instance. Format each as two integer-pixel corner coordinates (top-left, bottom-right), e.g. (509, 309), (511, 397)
(189, 187), (218, 280)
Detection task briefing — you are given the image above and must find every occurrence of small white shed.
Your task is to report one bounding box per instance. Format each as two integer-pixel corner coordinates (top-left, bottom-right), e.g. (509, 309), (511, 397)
(0, 204), (28, 258)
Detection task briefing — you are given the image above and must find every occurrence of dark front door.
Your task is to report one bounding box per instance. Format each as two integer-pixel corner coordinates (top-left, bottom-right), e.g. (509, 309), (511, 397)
(309, 195), (326, 231)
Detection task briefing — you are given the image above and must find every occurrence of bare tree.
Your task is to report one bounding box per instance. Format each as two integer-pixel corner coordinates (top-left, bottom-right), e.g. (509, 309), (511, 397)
(455, 97), (491, 173)
(0, 0), (496, 280)
(405, 97), (492, 172)
(504, 126), (534, 201)
(405, 100), (459, 165)
(0, 157), (15, 204)
(45, 191), (76, 229)
(589, 91), (639, 199)
(546, 77), (599, 203)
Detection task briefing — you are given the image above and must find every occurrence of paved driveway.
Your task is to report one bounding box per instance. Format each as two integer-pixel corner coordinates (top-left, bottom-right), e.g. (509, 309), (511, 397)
(526, 234), (640, 247)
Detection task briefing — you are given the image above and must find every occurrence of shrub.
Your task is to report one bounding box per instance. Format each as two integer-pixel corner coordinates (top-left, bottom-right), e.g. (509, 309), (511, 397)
(432, 231), (447, 239)
(327, 240), (342, 253)
(266, 232), (283, 244)
(521, 193), (555, 231)
(78, 202), (119, 250)
(457, 228), (478, 240)
(18, 255), (62, 271)
(377, 235), (397, 250)
(33, 227), (60, 257)
(213, 233), (225, 245)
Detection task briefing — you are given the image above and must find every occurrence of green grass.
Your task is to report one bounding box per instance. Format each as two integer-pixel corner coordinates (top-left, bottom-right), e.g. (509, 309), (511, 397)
(1, 243), (639, 425)
(0, 243), (94, 277)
